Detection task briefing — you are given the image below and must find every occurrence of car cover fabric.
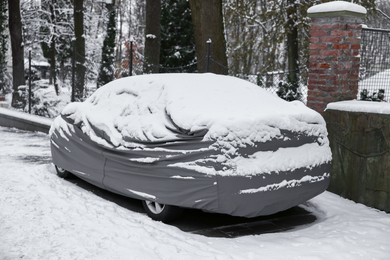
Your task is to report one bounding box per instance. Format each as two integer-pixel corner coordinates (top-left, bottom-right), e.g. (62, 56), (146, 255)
(51, 115), (331, 217)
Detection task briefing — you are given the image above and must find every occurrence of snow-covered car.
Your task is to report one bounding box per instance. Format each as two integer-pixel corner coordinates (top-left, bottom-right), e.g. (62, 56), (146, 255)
(50, 73), (332, 222)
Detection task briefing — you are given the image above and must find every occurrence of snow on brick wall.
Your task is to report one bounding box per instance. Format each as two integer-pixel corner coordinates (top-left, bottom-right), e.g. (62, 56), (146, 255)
(308, 1), (367, 15)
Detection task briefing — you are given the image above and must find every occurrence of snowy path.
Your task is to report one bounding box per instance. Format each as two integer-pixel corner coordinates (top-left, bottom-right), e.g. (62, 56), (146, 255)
(1, 126), (390, 260)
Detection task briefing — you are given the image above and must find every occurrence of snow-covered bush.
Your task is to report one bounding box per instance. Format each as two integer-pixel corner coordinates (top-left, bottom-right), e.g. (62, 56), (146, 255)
(359, 89), (385, 102)
(19, 79), (68, 118)
(276, 81), (302, 101)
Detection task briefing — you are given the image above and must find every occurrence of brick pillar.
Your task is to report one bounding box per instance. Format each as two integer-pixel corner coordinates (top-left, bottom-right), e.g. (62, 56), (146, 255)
(307, 2), (366, 114)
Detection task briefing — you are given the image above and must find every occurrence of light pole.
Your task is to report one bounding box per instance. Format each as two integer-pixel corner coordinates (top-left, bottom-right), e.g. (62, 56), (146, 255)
(206, 38), (212, 73)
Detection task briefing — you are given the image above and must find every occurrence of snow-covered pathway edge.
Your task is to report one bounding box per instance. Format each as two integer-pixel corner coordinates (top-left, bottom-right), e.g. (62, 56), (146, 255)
(0, 107), (52, 133)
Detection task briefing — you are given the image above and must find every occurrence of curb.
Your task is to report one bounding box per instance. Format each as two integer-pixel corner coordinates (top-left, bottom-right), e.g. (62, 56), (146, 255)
(0, 107), (52, 134)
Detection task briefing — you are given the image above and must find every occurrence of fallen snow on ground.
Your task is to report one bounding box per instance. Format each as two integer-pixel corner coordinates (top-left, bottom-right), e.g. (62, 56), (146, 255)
(1, 127), (390, 260)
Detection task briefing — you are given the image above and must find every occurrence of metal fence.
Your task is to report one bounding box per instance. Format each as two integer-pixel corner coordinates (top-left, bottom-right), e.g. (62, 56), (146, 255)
(359, 27), (390, 102)
(236, 71), (308, 103)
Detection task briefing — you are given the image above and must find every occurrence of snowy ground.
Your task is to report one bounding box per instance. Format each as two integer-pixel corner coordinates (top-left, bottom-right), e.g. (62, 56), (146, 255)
(1, 126), (390, 260)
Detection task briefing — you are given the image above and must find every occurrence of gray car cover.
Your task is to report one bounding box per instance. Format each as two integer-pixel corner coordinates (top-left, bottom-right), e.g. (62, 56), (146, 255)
(51, 115), (330, 218)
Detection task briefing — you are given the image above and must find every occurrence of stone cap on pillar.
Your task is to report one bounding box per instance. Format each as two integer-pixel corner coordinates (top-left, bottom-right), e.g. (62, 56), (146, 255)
(308, 1), (367, 18)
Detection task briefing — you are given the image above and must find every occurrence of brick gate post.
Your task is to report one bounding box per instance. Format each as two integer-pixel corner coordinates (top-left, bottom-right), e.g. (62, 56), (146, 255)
(307, 1), (366, 114)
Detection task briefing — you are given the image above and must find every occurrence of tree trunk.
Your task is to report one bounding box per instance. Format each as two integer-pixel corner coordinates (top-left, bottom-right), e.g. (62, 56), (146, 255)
(117, 0), (123, 62)
(189, 0), (228, 74)
(8, 0), (24, 107)
(74, 0), (85, 100)
(97, 0), (116, 87)
(49, 1), (59, 95)
(0, 0), (8, 94)
(286, 0), (299, 85)
(49, 35), (59, 94)
(143, 0), (161, 74)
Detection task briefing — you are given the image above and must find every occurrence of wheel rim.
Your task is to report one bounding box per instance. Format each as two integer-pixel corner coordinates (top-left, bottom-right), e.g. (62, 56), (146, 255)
(145, 201), (165, 214)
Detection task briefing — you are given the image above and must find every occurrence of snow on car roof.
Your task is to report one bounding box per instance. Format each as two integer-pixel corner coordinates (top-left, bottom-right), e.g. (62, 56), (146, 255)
(51, 73), (332, 176)
(53, 73), (326, 148)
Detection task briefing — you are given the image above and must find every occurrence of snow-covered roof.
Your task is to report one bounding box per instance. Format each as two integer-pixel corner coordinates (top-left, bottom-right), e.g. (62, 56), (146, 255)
(308, 1), (367, 15)
(326, 100), (390, 114)
(54, 73), (326, 149)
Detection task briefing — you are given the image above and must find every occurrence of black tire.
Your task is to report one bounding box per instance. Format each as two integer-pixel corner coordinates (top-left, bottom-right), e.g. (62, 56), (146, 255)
(55, 165), (72, 179)
(142, 200), (183, 223)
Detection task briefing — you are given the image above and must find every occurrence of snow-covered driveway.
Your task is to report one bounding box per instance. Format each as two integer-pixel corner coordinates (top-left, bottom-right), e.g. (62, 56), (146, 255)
(1, 126), (390, 259)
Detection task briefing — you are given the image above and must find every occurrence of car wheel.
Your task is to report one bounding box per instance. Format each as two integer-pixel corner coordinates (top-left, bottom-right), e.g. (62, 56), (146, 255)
(55, 165), (72, 179)
(142, 200), (183, 223)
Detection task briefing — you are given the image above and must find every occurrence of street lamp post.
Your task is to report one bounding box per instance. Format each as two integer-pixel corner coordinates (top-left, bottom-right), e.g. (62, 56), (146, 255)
(206, 38), (212, 73)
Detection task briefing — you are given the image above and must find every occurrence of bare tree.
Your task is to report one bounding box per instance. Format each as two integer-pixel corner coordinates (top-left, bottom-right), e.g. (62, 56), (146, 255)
(189, 0), (228, 74)
(143, 0), (161, 73)
(38, 0), (73, 95)
(224, 0), (264, 76)
(8, 0), (24, 107)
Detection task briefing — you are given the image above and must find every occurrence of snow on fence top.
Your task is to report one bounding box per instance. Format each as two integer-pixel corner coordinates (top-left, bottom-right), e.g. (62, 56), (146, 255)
(308, 1), (367, 15)
(326, 100), (390, 114)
